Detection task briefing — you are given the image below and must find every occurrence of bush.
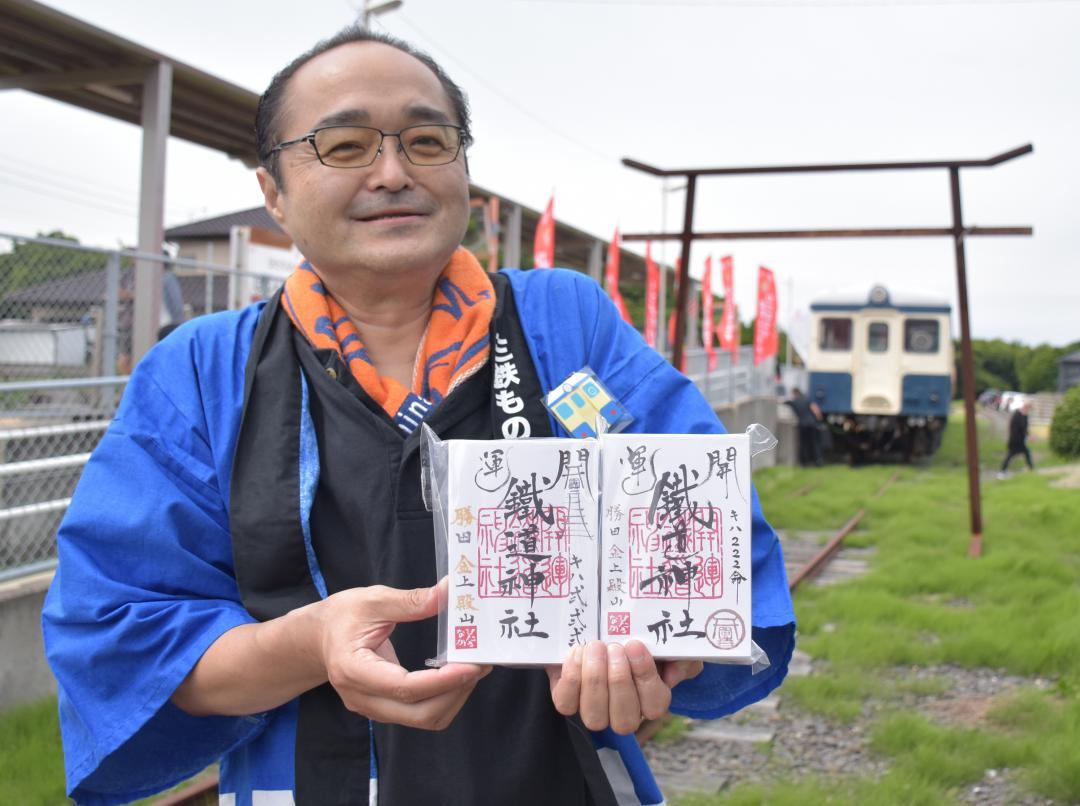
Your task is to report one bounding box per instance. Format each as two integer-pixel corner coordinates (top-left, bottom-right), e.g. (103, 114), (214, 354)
(1050, 386), (1080, 458)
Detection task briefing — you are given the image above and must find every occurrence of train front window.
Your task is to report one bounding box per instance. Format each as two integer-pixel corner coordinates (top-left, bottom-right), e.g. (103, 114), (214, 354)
(868, 322), (889, 353)
(820, 318), (852, 351)
(905, 319), (940, 353)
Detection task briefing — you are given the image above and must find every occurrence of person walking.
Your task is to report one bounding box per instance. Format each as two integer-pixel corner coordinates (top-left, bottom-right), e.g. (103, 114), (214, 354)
(999, 401), (1034, 475)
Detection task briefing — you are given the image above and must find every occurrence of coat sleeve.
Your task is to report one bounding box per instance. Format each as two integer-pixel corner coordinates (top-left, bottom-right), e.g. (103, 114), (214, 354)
(41, 310), (269, 805)
(507, 268), (796, 718)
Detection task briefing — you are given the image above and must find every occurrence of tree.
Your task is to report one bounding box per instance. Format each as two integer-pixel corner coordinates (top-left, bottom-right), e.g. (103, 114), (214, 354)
(1050, 386), (1080, 458)
(1019, 345), (1061, 393)
(0, 231), (107, 304)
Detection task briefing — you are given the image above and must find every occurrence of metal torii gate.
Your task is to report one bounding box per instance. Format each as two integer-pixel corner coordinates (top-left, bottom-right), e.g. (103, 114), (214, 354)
(621, 144), (1034, 557)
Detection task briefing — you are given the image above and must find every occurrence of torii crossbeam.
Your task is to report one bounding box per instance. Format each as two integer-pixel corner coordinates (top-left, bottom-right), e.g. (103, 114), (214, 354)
(621, 144), (1034, 557)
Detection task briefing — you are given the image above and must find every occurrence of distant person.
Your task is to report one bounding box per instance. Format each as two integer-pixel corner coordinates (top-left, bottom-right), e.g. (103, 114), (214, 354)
(786, 388), (824, 466)
(115, 255), (186, 372)
(157, 257), (185, 341)
(999, 401), (1034, 475)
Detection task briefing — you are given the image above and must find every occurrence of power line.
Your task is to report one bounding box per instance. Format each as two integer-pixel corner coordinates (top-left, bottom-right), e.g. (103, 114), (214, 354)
(0, 172), (139, 221)
(0, 154), (141, 205)
(0, 163), (194, 223)
(0, 161), (143, 212)
(391, 12), (620, 166)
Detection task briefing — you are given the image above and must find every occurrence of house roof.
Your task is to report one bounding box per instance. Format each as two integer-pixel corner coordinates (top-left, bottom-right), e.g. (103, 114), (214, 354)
(1060, 351), (1080, 365)
(166, 207), (281, 240)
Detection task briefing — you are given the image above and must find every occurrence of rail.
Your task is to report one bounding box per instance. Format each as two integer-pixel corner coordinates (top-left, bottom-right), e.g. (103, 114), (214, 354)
(788, 470), (900, 593)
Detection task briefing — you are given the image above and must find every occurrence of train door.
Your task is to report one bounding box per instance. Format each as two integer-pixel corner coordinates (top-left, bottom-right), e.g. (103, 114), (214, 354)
(852, 313), (900, 414)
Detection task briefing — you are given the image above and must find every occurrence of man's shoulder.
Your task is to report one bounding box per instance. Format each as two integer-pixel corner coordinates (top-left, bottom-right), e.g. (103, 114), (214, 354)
(135, 303), (265, 390)
(497, 268), (606, 330)
(499, 267), (600, 298)
(155, 304), (263, 355)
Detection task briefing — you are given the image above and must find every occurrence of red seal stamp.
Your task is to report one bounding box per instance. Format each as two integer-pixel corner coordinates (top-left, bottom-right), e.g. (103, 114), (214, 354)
(607, 611), (631, 636)
(455, 626), (478, 650)
(704, 609), (745, 650)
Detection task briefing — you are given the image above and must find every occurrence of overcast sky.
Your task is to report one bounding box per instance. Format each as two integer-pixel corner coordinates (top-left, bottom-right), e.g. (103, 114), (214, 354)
(1, 0), (1076, 345)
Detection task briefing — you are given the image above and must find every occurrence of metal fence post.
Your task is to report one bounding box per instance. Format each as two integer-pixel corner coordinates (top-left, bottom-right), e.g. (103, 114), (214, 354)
(204, 269), (214, 315)
(101, 252), (120, 409)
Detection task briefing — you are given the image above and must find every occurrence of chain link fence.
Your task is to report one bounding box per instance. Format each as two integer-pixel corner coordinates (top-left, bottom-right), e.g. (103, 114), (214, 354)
(0, 231), (778, 581)
(0, 232), (274, 581)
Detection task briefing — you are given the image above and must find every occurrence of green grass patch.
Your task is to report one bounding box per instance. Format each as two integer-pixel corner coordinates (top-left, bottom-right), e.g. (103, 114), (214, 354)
(871, 711), (1034, 788)
(650, 715), (691, 744)
(780, 667), (879, 723)
(987, 688), (1080, 801)
(675, 772), (952, 806)
(0, 697), (67, 806)
(736, 405), (1080, 803)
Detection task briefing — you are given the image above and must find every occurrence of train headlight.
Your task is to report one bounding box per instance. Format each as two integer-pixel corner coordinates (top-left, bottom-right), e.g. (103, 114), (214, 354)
(869, 285), (889, 305)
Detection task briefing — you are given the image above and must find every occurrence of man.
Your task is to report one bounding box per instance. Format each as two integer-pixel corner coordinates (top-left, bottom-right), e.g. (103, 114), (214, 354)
(43, 28), (794, 805)
(1000, 400), (1034, 475)
(785, 388), (824, 467)
(157, 254), (186, 341)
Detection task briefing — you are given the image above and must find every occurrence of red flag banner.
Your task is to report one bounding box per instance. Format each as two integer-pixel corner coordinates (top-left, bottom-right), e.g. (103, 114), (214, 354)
(718, 255), (738, 363)
(701, 256), (717, 371)
(533, 196), (555, 269)
(753, 265), (778, 366)
(604, 227), (632, 323)
(644, 241), (660, 348)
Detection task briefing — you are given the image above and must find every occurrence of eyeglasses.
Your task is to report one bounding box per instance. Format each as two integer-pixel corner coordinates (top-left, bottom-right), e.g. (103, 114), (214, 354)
(270, 124), (467, 169)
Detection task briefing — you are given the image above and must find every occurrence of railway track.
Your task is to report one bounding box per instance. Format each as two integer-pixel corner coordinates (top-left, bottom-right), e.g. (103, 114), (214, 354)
(788, 469), (900, 593)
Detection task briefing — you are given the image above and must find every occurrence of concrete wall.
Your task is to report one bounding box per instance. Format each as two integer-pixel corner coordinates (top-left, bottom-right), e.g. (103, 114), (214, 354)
(0, 571), (56, 711)
(714, 395), (799, 468)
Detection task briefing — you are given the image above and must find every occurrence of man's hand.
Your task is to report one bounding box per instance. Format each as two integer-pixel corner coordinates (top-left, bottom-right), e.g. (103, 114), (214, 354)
(173, 578), (489, 730)
(545, 640), (704, 734)
(315, 579), (491, 730)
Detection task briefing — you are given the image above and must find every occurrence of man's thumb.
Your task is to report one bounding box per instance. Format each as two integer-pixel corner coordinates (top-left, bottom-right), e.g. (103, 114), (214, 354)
(367, 578), (446, 623)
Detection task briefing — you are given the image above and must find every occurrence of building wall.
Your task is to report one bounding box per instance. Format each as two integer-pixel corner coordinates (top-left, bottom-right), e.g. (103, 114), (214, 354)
(174, 237), (230, 267)
(0, 572), (56, 711)
(1059, 360), (1080, 393)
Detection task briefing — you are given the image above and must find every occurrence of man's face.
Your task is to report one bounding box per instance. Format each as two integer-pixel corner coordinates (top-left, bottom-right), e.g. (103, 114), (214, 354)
(258, 42), (470, 282)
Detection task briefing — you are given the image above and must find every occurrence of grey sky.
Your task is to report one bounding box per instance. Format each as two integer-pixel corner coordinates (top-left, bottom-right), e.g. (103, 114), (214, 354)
(1, 0), (1076, 345)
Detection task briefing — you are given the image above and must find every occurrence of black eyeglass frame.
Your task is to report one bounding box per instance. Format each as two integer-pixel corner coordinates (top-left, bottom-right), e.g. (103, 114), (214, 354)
(269, 123), (469, 168)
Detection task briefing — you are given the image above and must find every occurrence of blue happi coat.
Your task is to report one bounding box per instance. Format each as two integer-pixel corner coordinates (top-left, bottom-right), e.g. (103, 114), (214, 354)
(43, 268), (796, 805)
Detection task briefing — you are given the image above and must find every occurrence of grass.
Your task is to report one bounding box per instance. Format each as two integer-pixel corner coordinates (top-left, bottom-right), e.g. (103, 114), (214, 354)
(0, 697), (67, 806)
(683, 408), (1080, 804)
(651, 714), (692, 744)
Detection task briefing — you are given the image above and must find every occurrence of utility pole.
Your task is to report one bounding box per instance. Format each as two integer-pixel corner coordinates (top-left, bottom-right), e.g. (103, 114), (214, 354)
(360, 0), (403, 29)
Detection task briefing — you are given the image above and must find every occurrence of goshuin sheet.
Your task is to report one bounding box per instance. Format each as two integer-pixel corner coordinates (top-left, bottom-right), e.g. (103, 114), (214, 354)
(445, 438), (600, 665)
(600, 433), (753, 662)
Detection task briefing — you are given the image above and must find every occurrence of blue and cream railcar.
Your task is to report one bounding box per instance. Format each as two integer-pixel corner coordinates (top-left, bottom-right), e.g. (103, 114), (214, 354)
(807, 285), (953, 459)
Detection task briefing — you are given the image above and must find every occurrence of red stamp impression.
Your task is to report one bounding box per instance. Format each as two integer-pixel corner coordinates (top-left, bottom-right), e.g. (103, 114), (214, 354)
(627, 507), (724, 600)
(475, 507), (570, 599)
(704, 609), (745, 650)
(607, 611), (631, 635)
(454, 626), (478, 650)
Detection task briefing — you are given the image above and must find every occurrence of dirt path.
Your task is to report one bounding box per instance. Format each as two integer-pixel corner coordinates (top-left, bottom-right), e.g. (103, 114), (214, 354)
(1037, 463), (1080, 489)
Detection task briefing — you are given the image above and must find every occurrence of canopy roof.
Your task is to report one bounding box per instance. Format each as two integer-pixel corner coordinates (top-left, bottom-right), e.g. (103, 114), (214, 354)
(0, 0), (259, 167)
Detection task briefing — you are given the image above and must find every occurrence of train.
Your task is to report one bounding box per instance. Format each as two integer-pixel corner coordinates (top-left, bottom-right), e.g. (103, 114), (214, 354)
(806, 285), (953, 461)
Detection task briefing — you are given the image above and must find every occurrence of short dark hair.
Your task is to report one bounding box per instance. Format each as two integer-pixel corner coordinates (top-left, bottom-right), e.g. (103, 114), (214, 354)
(255, 26), (472, 186)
